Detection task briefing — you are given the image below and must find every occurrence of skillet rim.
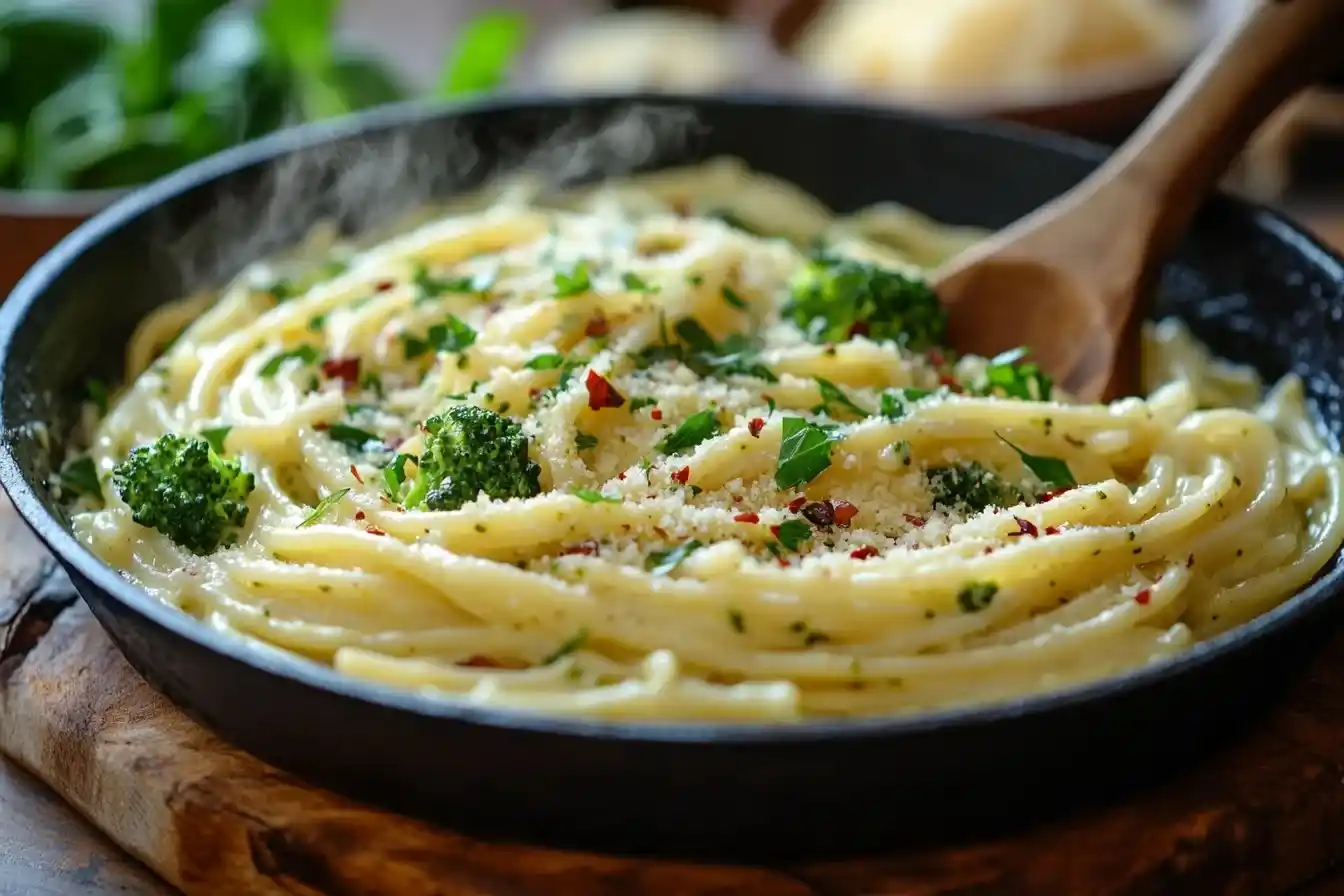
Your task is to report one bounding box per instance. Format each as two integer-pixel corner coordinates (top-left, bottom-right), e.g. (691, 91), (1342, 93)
(1, 91), (1341, 746)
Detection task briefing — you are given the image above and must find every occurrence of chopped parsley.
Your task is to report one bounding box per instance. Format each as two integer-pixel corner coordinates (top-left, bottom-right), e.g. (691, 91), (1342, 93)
(721, 285), (748, 310)
(658, 408), (720, 456)
(382, 453), (415, 501)
(259, 345), (320, 378)
(879, 388), (933, 421)
(326, 424), (384, 454)
(973, 348), (1053, 401)
(813, 378), (869, 419)
(622, 272), (659, 293)
(646, 540), (704, 576)
(575, 431), (599, 451)
(412, 263), (494, 300)
(957, 581), (999, 613)
(525, 353), (567, 371)
(774, 519), (812, 551)
(637, 318), (776, 383)
(542, 629), (589, 665)
(553, 261), (592, 298)
(629, 397), (658, 411)
(775, 417), (834, 490)
(927, 462), (1023, 513)
(573, 487), (620, 504)
(402, 315), (477, 359)
(299, 488), (350, 528)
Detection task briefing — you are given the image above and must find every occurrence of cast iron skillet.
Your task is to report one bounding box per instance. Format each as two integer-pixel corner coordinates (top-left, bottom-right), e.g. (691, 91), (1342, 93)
(2, 95), (1344, 861)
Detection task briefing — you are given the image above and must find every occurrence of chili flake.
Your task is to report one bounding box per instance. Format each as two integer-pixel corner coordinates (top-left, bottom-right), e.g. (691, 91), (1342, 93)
(321, 356), (361, 383)
(584, 369), (626, 411)
(801, 501), (835, 529)
(850, 546), (879, 561)
(904, 513), (926, 528)
(1009, 516), (1039, 538)
(672, 466), (691, 484)
(354, 510), (366, 521)
(832, 500), (858, 527)
(734, 512), (760, 523)
(365, 525), (386, 536)
(1134, 589), (1151, 605)
(584, 315), (609, 338)
(748, 417), (766, 437)
(787, 496), (808, 513)
(375, 279), (396, 292)
(349, 464), (364, 484)
(651, 409), (663, 421)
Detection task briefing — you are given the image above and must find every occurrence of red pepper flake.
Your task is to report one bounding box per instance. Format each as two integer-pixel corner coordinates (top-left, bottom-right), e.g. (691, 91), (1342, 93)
(926, 348), (945, 367)
(850, 546), (879, 561)
(653, 526), (669, 539)
(651, 409), (664, 421)
(747, 417), (766, 437)
(528, 388), (541, 398)
(776, 557), (791, 568)
(769, 525), (781, 538)
(1039, 487), (1073, 503)
(314, 422), (330, 431)
(787, 496), (808, 514)
(584, 369), (626, 411)
(375, 279), (396, 292)
(584, 315), (609, 338)
(459, 655), (502, 668)
(832, 500), (858, 527)
(734, 512), (760, 524)
(732, 495), (743, 503)
(1008, 516), (1039, 538)
(349, 464), (364, 484)
(563, 542), (599, 556)
(982, 547), (994, 555)
(321, 356), (361, 383)
(354, 510), (366, 521)
(848, 321), (870, 339)
(1044, 526), (1062, 536)
(672, 466), (691, 485)
(938, 373), (964, 393)
(618, 471), (627, 481)
(365, 525), (386, 536)
(903, 513), (925, 528)
(1134, 589), (1151, 606)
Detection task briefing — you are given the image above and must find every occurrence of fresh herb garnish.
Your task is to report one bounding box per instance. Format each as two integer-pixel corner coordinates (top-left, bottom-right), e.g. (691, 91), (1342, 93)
(382, 453), (414, 501)
(721, 285), (748, 310)
(813, 378), (870, 419)
(879, 388), (933, 421)
(402, 315), (477, 360)
(326, 424), (384, 454)
(575, 431), (599, 451)
(646, 540), (704, 576)
(622, 272), (659, 293)
(629, 397), (658, 412)
(299, 488), (351, 528)
(259, 345), (320, 378)
(973, 348), (1053, 401)
(542, 628), (588, 665)
(775, 417), (834, 489)
(200, 426), (232, 454)
(573, 487), (620, 504)
(411, 263), (488, 301)
(553, 261), (592, 298)
(437, 9), (528, 97)
(957, 581), (999, 613)
(774, 519), (812, 551)
(927, 462), (1023, 514)
(636, 318), (777, 383)
(997, 433), (1076, 489)
(56, 455), (101, 499)
(525, 353), (567, 371)
(658, 409), (720, 456)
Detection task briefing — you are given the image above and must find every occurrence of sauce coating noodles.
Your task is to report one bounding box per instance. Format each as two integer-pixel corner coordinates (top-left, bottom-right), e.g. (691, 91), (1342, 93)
(64, 159), (1344, 722)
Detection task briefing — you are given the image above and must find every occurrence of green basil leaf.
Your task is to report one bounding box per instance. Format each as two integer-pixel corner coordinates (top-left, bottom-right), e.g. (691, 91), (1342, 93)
(813, 377), (869, 419)
(774, 519), (812, 551)
(645, 540), (704, 576)
(200, 426), (231, 454)
(326, 423), (384, 453)
(572, 487), (620, 504)
(997, 433), (1076, 489)
(299, 487), (350, 528)
(259, 345), (319, 377)
(658, 409), (720, 456)
(721, 285), (748, 310)
(553, 261), (591, 298)
(879, 387), (932, 421)
(622, 272), (658, 293)
(525, 353), (567, 371)
(775, 417), (833, 489)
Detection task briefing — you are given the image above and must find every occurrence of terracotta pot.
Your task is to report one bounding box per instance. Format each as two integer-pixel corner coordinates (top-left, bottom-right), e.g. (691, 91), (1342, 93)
(0, 190), (123, 298)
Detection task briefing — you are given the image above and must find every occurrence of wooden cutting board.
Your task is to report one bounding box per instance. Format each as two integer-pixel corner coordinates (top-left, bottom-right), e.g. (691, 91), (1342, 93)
(5, 494), (1344, 896)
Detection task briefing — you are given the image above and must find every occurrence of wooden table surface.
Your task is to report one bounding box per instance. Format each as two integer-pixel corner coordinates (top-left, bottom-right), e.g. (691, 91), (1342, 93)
(3, 206), (1344, 896)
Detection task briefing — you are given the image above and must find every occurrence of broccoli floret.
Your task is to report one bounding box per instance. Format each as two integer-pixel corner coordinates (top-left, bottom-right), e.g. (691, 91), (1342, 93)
(112, 434), (255, 554)
(927, 462), (1023, 514)
(785, 254), (946, 349)
(404, 405), (541, 511)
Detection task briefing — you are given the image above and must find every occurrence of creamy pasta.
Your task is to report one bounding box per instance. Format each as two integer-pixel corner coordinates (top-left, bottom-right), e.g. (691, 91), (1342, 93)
(57, 158), (1344, 722)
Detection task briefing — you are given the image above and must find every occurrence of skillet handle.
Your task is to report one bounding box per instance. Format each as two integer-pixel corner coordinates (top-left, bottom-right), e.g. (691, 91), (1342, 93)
(1099, 0), (1344, 262)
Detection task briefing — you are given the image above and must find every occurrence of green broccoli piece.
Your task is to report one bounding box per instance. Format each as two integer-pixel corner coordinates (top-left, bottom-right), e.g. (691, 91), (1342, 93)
(112, 434), (255, 555)
(927, 462), (1023, 514)
(785, 254), (946, 349)
(403, 405), (541, 511)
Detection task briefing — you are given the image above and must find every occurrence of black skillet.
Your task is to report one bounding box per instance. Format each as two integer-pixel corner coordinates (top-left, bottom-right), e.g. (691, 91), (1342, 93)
(2, 95), (1343, 861)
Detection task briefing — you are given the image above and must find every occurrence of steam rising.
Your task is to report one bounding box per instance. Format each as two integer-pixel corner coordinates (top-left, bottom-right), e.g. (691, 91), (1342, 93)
(161, 103), (704, 294)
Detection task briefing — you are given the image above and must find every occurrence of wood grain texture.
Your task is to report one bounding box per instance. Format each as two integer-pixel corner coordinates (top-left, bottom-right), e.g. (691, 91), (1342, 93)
(5, 493), (1344, 896)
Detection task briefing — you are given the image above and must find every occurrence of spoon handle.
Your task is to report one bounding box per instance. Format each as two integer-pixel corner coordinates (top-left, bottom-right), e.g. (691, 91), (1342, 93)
(1106, 0), (1344, 261)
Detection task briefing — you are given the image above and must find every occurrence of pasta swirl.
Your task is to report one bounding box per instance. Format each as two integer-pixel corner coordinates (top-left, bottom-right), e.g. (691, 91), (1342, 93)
(60, 159), (1344, 722)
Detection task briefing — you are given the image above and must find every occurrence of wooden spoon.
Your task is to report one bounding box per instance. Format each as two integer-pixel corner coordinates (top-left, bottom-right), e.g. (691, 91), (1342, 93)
(934, 0), (1344, 403)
